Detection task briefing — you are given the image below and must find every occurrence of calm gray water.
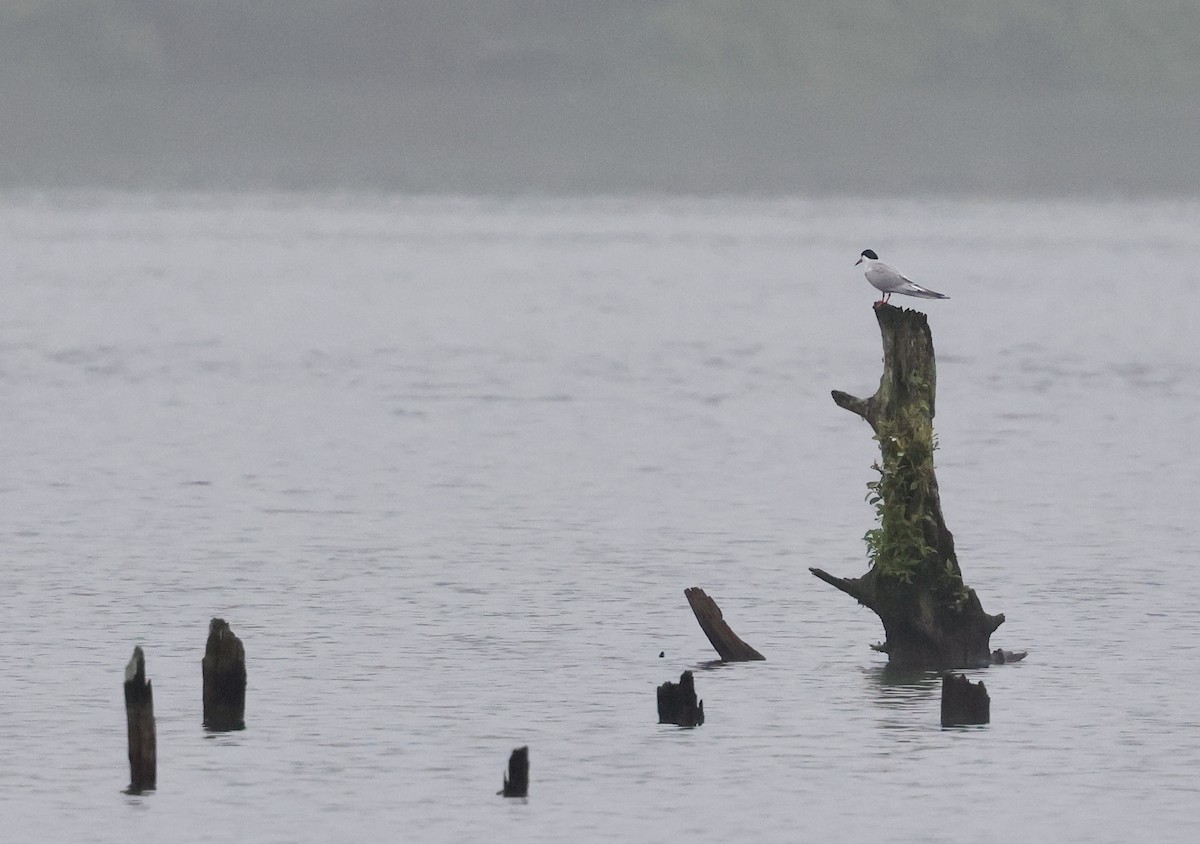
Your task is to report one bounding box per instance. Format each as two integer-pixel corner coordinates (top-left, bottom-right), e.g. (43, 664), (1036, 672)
(2, 193), (1198, 842)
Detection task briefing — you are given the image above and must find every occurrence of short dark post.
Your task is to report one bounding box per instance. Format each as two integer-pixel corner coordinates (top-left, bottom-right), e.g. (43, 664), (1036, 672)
(941, 673), (990, 726)
(657, 670), (705, 727)
(202, 618), (247, 731)
(124, 646), (157, 793)
(501, 746), (529, 798)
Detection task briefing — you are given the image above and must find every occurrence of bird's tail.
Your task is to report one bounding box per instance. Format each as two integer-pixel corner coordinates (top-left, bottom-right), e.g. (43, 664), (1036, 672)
(909, 286), (949, 299)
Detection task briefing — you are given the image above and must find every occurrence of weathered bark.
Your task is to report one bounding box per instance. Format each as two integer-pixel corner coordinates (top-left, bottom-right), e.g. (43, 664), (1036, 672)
(124, 646), (157, 793)
(811, 304), (1004, 669)
(501, 746), (529, 798)
(684, 587), (765, 661)
(657, 671), (705, 727)
(941, 673), (990, 726)
(202, 618), (246, 731)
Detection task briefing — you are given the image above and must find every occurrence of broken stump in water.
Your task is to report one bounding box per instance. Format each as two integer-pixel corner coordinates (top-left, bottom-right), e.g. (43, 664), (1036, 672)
(501, 746), (529, 798)
(941, 673), (990, 726)
(657, 670), (704, 727)
(991, 649), (1027, 665)
(684, 587), (765, 662)
(202, 618), (246, 731)
(811, 304), (1005, 669)
(124, 646), (157, 793)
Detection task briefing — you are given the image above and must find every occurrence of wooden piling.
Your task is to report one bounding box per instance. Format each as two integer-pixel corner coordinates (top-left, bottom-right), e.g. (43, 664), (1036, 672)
(124, 646), (157, 793)
(684, 587), (765, 661)
(202, 618), (246, 731)
(501, 746), (529, 798)
(657, 670), (705, 727)
(941, 673), (990, 726)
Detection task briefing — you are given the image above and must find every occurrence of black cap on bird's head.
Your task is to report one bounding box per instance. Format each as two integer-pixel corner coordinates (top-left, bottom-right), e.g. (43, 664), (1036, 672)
(856, 248), (878, 265)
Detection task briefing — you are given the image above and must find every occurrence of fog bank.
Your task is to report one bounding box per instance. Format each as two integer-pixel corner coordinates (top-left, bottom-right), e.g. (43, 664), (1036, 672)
(4, 1), (1198, 195)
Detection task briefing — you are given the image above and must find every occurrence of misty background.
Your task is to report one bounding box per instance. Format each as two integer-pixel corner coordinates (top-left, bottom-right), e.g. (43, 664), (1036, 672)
(3, 0), (1199, 195)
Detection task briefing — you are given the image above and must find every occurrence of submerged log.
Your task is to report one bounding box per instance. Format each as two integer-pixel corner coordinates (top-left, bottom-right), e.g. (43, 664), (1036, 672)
(941, 673), (990, 726)
(684, 587), (765, 662)
(657, 671), (705, 727)
(202, 618), (246, 731)
(124, 646), (157, 793)
(501, 746), (529, 798)
(811, 304), (1004, 669)
(991, 649), (1027, 664)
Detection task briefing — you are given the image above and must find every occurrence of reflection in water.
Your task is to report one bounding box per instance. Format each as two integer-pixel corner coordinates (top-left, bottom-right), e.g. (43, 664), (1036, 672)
(864, 664), (943, 735)
(868, 664), (942, 699)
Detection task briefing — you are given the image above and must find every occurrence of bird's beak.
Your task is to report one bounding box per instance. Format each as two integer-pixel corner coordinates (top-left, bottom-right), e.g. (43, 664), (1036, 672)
(854, 257), (862, 266)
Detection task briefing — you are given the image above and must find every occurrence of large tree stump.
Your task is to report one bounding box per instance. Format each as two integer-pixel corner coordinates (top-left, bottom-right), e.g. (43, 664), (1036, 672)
(202, 618), (246, 731)
(657, 671), (705, 727)
(811, 304), (1004, 669)
(684, 587), (765, 661)
(124, 646), (157, 793)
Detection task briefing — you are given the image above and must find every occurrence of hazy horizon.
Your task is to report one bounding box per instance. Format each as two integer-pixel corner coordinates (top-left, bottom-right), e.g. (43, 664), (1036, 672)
(4, 1), (1199, 196)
